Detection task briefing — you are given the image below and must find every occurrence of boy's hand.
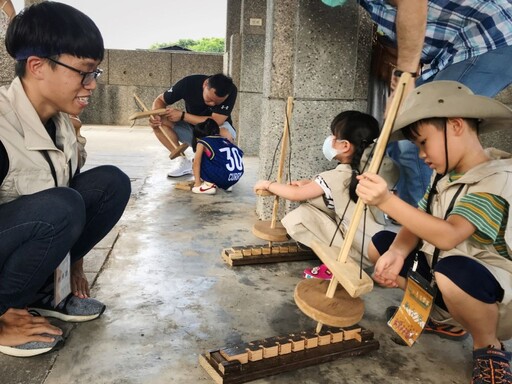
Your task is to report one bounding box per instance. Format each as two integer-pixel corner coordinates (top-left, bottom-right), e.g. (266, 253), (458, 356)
(0, 308), (62, 347)
(372, 250), (404, 288)
(356, 172), (392, 206)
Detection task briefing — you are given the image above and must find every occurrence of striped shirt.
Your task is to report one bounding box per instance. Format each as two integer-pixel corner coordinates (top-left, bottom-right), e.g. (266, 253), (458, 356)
(418, 175), (510, 258)
(314, 175), (335, 210)
(359, 0), (512, 81)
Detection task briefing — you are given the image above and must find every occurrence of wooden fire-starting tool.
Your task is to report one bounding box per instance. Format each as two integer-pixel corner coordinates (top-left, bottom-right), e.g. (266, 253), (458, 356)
(131, 94), (188, 159)
(199, 325), (379, 383)
(221, 97), (313, 266)
(294, 73), (413, 332)
(252, 96), (294, 244)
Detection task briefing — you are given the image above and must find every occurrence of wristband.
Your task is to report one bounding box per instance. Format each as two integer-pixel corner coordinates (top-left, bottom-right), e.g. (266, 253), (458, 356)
(180, 111), (186, 121)
(267, 181), (275, 190)
(393, 69), (418, 78)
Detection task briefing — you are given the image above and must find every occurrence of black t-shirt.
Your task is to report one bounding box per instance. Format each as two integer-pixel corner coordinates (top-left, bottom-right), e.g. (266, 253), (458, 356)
(162, 74), (237, 126)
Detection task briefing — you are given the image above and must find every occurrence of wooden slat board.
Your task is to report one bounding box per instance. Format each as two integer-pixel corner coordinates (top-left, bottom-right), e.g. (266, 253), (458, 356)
(199, 326), (379, 384)
(222, 242), (318, 266)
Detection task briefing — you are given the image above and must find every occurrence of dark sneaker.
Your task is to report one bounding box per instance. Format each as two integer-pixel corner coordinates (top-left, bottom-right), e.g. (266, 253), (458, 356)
(472, 345), (512, 384)
(0, 334), (64, 357)
(424, 317), (468, 341)
(29, 293), (106, 322)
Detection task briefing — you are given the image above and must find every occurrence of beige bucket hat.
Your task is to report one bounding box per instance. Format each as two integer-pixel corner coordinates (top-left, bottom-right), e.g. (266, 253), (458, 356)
(390, 80), (512, 141)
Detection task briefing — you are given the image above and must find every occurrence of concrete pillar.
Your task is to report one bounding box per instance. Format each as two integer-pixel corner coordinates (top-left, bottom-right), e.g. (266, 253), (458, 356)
(256, 0), (373, 218)
(225, 0), (242, 136)
(236, 0), (266, 155)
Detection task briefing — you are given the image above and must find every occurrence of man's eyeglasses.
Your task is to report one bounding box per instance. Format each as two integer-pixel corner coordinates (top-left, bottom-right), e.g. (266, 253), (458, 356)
(46, 57), (103, 86)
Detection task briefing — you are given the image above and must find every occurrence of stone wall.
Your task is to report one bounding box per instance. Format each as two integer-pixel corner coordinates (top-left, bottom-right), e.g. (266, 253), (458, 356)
(79, 49), (224, 126)
(0, 48), (223, 126)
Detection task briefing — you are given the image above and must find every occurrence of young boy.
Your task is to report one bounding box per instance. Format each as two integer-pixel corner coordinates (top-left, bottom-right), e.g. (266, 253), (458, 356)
(191, 119), (244, 195)
(356, 81), (512, 383)
(0, 2), (131, 357)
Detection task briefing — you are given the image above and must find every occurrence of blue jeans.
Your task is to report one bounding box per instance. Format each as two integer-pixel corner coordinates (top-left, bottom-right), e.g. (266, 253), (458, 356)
(389, 45), (512, 206)
(0, 165), (131, 315)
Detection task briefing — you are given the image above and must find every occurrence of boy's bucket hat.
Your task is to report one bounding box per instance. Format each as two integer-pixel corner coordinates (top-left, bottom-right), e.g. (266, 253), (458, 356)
(391, 81), (512, 141)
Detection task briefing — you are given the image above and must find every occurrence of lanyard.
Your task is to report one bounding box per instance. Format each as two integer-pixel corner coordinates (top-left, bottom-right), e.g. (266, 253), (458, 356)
(424, 181), (465, 283)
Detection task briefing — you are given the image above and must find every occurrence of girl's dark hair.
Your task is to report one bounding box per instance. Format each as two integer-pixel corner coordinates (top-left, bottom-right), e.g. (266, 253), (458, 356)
(331, 110), (380, 202)
(6, 2), (104, 78)
(192, 118), (220, 151)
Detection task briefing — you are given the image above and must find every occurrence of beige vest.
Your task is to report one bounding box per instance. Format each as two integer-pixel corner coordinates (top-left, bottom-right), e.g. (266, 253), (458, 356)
(281, 164), (398, 266)
(0, 77), (79, 204)
(420, 148), (512, 296)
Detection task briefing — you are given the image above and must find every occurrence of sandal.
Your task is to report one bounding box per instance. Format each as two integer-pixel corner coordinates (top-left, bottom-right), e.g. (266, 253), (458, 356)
(303, 264), (332, 280)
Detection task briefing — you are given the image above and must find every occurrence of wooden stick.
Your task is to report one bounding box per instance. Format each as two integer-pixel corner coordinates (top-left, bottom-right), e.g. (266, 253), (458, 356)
(128, 108), (168, 121)
(316, 73), (412, 333)
(270, 97), (294, 228)
(132, 94), (188, 158)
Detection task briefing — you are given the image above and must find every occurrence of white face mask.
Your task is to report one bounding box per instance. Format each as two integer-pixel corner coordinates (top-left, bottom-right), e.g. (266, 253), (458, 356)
(322, 135), (341, 161)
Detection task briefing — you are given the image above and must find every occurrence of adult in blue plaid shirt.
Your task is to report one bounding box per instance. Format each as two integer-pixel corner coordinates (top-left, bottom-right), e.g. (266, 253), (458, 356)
(335, 0), (512, 207)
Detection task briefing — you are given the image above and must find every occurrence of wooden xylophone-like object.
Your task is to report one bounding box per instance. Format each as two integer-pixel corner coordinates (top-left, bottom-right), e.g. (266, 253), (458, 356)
(221, 241), (317, 266)
(199, 325), (379, 383)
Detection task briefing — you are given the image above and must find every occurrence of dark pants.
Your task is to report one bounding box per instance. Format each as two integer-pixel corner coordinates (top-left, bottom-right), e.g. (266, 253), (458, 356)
(372, 231), (504, 310)
(0, 165), (131, 315)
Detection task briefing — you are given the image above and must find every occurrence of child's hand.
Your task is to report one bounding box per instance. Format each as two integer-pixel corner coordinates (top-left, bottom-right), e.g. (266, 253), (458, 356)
(372, 250), (404, 288)
(356, 172), (392, 206)
(254, 180), (272, 193)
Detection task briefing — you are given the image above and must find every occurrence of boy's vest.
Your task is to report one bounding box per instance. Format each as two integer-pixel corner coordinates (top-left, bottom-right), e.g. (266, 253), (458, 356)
(0, 77), (78, 204)
(420, 148), (512, 276)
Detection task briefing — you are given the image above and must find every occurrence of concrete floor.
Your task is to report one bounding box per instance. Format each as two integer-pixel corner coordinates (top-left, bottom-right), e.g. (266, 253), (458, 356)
(1, 125), (507, 384)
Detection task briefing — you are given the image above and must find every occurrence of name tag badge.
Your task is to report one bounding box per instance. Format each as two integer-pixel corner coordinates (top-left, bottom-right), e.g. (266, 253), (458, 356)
(388, 270), (436, 347)
(53, 252), (71, 307)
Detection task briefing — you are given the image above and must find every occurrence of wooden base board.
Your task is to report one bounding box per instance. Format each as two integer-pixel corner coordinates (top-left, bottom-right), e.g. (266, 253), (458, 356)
(169, 143), (189, 159)
(175, 181), (194, 191)
(252, 221), (289, 242)
(294, 279), (364, 327)
(199, 326), (379, 384)
(222, 242), (317, 266)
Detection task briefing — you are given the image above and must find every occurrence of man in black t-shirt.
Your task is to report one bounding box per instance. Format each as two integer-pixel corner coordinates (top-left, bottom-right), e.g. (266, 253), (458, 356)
(149, 73), (237, 177)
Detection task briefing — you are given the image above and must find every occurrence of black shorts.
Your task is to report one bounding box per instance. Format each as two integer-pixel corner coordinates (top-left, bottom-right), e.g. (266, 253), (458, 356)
(372, 230), (504, 308)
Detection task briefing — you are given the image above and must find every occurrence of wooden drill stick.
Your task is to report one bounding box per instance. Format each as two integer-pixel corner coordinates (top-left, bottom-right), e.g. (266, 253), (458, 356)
(252, 97), (294, 245)
(271, 96), (293, 228)
(314, 73), (412, 333)
(132, 94), (188, 159)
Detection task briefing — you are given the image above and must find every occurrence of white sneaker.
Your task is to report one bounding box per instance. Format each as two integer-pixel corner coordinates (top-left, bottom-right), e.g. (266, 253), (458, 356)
(167, 156), (192, 177)
(192, 182), (217, 195)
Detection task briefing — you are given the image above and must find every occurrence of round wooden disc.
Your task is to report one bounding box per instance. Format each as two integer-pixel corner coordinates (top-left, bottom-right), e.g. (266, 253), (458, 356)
(294, 278), (364, 327)
(252, 221), (289, 242)
(255, 189), (274, 197)
(169, 143), (189, 160)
